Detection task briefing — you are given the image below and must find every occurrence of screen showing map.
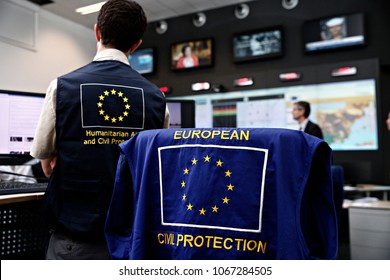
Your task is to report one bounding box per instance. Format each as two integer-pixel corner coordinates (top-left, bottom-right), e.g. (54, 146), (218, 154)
(172, 79), (378, 151)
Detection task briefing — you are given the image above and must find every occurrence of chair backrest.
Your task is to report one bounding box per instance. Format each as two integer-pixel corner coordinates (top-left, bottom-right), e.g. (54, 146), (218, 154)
(105, 128), (338, 260)
(331, 164), (345, 224)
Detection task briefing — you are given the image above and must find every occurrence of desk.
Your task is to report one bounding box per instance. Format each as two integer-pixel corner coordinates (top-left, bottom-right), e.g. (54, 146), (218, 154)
(0, 192), (48, 259)
(349, 201), (390, 260)
(344, 184), (390, 201)
(0, 192), (44, 205)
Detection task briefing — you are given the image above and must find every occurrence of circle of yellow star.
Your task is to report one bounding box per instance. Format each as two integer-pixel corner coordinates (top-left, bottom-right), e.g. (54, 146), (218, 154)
(199, 208), (206, 215)
(191, 158), (198, 165)
(212, 205), (219, 213)
(183, 168), (189, 175)
(204, 155), (211, 162)
(216, 159), (223, 167)
(222, 196), (230, 204)
(225, 170), (232, 177)
(98, 88), (131, 122)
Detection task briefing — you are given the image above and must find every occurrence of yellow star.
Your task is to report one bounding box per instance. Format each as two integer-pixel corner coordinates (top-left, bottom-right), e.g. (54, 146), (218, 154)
(199, 208), (206, 215)
(104, 90), (110, 96)
(187, 203), (193, 211)
(216, 159), (223, 167)
(104, 115), (110, 121)
(125, 104), (131, 110)
(123, 97), (129, 103)
(182, 194), (186, 200)
(222, 196), (230, 204)
(227, 183), (234, 191)
(118, 116), (124, 121)
(204, 155), (211, 162)
(111, 117), (117, 123)
(97, 102), (103, 108)
(99, 95), (105, 101)
(181, 180), (186, 188)
(118, 91), (124, 97)
(191, 158), (198, 165)
(183, 168), (189, 175)
(111, 89), (116, 95)
(123, 111), (129, 117)
(212, 205), (219, 212)
(99, 109), (105, 115)
(225, 170), (232, 177)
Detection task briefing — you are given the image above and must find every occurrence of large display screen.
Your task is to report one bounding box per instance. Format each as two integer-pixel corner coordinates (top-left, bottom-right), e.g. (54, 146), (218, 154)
(172, 79), (378, 151)
(303, 13), (365, 53)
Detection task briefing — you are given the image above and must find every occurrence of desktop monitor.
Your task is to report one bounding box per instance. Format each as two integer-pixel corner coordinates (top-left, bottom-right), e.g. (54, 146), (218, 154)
(166, 99), (196, 128)
(0, 90), (45, 165)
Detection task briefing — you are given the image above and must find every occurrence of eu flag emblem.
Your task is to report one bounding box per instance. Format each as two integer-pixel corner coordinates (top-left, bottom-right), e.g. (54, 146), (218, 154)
(158, 144), (268, 233)
(80, 83), (145, 129)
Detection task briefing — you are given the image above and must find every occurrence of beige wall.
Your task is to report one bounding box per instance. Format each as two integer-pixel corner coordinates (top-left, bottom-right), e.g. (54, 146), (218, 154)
(0, 0), (96, 94)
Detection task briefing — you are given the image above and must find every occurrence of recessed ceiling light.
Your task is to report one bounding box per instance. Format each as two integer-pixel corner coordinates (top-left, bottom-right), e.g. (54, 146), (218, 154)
(75, 1), (106, 15)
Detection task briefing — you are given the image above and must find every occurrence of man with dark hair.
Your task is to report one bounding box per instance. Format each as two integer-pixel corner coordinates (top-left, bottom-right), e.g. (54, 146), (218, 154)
(292, 101), (323, 139)
(31, 0), (169, 259)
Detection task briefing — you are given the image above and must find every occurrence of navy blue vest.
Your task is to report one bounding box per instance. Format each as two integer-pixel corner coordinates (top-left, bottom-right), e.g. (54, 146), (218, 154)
(44, 60), (165, 239)
(105, 128), (338, 259)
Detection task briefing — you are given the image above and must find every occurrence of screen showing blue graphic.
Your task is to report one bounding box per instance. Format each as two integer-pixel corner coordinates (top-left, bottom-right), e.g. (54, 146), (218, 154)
(128, 48), (155, 75)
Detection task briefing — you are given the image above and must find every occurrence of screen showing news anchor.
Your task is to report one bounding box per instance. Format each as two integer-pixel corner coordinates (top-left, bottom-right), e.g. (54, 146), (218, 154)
(171, 38), (213, 71)
(303, 13), (365, 53)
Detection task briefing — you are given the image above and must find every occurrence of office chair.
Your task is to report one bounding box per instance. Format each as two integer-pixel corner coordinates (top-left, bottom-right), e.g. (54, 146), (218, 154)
(105, 128), (338, 260)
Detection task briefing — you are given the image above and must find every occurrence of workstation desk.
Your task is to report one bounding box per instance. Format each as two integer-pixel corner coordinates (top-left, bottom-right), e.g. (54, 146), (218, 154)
(0, 192), (48, 259)
(344, 184), (390, 201)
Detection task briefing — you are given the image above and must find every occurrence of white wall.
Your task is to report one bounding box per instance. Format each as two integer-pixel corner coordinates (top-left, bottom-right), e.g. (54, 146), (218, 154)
(0, 1), (96, 93)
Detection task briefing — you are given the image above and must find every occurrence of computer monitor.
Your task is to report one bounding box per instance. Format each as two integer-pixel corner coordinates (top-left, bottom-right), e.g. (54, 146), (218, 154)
(0, 90), (45, 165)
(166, 99), (196, 128)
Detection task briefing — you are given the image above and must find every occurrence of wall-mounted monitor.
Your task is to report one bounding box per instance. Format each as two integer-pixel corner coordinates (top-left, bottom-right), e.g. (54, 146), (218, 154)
(128, 47), (155, 75)
(166, 99), (196, 128)
(233, 26), (283, 63)
(170, 78), (378, 151)
(170, 38), (213, 71)
(303, 13), (365, 53)
(0, 90), (45, 165)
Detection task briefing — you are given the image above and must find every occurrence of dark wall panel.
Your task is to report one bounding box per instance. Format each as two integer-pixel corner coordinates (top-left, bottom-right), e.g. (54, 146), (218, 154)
(141, 0), (390, 184)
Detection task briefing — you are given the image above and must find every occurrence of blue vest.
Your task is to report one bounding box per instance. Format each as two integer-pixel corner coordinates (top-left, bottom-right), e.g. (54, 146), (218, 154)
(44, 60), (166, 240)
(105, 128), (338, 259)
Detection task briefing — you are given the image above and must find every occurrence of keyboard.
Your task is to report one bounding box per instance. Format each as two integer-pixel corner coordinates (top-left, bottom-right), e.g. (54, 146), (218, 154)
(0, 181), (48, 195)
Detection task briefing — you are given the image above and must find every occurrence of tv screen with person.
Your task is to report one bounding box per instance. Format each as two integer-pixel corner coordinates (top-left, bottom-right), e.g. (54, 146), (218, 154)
(170, 38), (213, 71)
(303, 13), (365, 53)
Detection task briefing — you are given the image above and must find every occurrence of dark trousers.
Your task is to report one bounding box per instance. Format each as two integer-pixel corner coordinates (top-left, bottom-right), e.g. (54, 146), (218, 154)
(46, 230), (111, 260)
